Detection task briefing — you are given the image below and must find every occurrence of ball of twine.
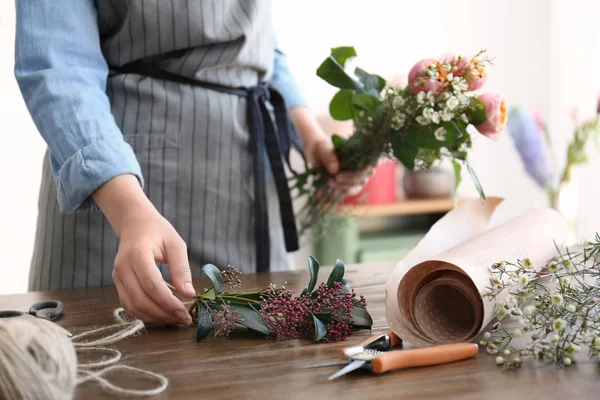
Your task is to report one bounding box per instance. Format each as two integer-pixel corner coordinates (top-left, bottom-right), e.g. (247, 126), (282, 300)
(0, 316), (77, 400)
(0, 308), (168, 399)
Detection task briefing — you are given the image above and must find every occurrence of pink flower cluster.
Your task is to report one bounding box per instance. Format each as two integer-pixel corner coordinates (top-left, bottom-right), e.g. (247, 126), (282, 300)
(257, 282), (368, 342)
(211, 303), (241, 337)
(259, 288), (311, 340)
(408, 53), (506, 140)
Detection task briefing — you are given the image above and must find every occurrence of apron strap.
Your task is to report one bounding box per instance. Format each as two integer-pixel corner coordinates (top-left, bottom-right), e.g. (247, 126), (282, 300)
(109, 63), (302, 272)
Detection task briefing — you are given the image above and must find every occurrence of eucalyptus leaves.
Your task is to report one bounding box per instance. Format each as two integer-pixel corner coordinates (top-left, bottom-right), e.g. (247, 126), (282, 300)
(190, 257), (372, 342)
(290, 47), (506, 234)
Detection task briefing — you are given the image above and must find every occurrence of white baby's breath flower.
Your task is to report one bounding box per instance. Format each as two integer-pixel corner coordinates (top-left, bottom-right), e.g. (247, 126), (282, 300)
(440, 92), (450, 101)
(553, 318), (566, 331)
(552, 334), (560, 342)
(417, 91), (426, 104)
(443, 63), (452, 72)
(423, 107), (436, 121)
(546, 261), (560, 273)
(566, 304), (576, 313)
(503, 349), (511, 356)
(431, 111), (440, 124)
(518, 275), (529, 288)
(566, 343), (581, 355)
(452, 77), (468, 92)
(434, 127), (447, 141)
(512, 329), (522, 338)
(523, 306), (535, 316)
(495, 356), (504, 365)
(429, 63), (437, 70)
(446, 73), (454, 81)
(594, 336), (600, 347)
(416, 115), (429, 126)
(392, 96), (406, 110)
(563, 357), (572, 366)
(559, 277), (570, 287)
(458, 93), (469, 106)
(425, 91), (435, 105)
(496, 308), (507, 319)
(461, 113), (469, 124)
(440, 108), (454, 122)
(446, 96), (459, 110)
(551, 294), (564, 306)
(522, 258), (533, 270)
(486, 344), (498, 355)
(458, 142), (469, 152)
(391, 113), (406, 130)
(483, 332), (491, 339)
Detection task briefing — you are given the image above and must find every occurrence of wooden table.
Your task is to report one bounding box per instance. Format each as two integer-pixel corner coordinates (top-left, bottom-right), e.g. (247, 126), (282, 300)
(1, 263), (598, 399)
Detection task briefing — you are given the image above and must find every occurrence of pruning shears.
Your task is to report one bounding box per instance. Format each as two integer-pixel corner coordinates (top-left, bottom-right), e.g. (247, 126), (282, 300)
(299, 330), (479, 380)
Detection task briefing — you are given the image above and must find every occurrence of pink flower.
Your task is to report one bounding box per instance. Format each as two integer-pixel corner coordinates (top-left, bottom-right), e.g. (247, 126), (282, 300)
(408, 58), (442, 95)
(439, 52), (456, 65)
(456, 55), (470, 72)
(475, 93), (507, 140)
(533, 108), (547, 133)
(467, 61), (487, 91)
(570, 106), (580, 124)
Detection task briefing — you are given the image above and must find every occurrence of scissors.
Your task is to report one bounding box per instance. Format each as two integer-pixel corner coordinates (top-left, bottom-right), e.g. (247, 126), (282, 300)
(0, 300), (70, 335)
(299, 330), (479, 380)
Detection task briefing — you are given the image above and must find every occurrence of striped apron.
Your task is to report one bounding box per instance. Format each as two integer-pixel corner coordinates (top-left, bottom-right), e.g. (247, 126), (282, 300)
(29, 0), (301, 291)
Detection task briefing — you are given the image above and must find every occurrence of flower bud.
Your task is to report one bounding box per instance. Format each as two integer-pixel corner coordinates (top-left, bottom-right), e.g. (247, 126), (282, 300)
(475, 93), (507, 140)
(495, 356), (505, 365)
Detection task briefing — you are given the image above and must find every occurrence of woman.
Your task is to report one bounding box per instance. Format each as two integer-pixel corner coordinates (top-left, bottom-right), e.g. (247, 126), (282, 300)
(14, 0), (370, 326)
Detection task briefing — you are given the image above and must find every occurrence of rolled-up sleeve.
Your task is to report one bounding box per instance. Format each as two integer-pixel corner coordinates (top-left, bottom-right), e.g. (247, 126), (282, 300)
(14, 0), (143, 212)
(271, 46), (308, 110)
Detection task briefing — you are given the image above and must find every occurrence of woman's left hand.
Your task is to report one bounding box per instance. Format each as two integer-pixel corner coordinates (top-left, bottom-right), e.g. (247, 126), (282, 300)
(306, 136), (375, 196)
(289, 107), (374, 196)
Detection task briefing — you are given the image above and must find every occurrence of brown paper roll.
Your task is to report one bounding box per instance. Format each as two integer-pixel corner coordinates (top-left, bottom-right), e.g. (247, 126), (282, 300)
(385, 198), (568, 347)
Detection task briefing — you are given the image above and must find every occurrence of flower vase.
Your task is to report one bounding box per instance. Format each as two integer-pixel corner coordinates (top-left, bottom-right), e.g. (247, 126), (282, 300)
(551, 177), (578, 246)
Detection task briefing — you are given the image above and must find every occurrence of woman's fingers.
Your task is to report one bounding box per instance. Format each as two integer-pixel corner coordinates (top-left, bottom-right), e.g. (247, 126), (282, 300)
(163, 236), (195, 298)
(113, 274), (161, 325)
(130, 249), (192, 325)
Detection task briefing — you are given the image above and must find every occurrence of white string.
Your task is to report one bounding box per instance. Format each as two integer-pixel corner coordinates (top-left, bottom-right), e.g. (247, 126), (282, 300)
(77, 365), (169, 397)
(0, 307), (169, 399)
(77, 347), (122, 369)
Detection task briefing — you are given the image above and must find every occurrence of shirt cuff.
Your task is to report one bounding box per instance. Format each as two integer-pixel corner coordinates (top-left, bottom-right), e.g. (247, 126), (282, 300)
(55, 138), (144, 212)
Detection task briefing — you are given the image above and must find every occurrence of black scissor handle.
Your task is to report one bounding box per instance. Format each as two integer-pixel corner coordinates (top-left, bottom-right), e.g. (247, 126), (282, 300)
(0, 310), (26, 319)
(28, 300), (64, 321)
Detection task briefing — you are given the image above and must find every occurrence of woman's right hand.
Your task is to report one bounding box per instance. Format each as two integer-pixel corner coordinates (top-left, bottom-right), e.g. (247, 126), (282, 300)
(92, 174), (195, 326)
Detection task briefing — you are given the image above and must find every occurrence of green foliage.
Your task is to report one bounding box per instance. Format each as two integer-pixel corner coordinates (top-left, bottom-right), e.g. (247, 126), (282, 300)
(202, 264), (222, 293)
(327, 259), (345, 288)
(467, 97), (487, 125)
(316, 46), (360, 90)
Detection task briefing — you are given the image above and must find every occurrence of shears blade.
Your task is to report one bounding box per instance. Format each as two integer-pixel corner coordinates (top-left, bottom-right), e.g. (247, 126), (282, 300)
(327, 360), (366, 381)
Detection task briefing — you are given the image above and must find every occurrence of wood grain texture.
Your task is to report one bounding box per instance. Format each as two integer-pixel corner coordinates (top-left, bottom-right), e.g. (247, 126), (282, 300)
(1, 263), (598, 399)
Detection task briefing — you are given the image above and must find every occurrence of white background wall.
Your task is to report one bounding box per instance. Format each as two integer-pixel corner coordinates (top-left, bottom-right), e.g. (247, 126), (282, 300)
(1, 0), (599, 295)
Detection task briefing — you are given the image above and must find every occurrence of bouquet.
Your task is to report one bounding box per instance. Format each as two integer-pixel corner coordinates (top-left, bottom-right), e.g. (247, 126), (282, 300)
(291, 47), (507, 233)
(482, 238), (600, 369)
(187, 257), (373, 342)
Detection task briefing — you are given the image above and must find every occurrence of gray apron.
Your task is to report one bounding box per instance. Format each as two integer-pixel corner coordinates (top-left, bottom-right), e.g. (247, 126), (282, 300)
(29, 0), (300, 291)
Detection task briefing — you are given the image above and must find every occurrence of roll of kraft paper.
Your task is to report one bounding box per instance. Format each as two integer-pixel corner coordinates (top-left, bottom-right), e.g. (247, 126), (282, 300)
(385, 197), (568, 347)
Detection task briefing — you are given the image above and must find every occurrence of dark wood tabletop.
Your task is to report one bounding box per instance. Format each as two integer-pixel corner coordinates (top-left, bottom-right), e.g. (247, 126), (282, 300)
(1, 262), (598, 399)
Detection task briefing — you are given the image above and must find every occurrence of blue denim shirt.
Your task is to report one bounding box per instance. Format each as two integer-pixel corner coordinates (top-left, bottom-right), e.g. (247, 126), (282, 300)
(14, 0), (307, 213)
